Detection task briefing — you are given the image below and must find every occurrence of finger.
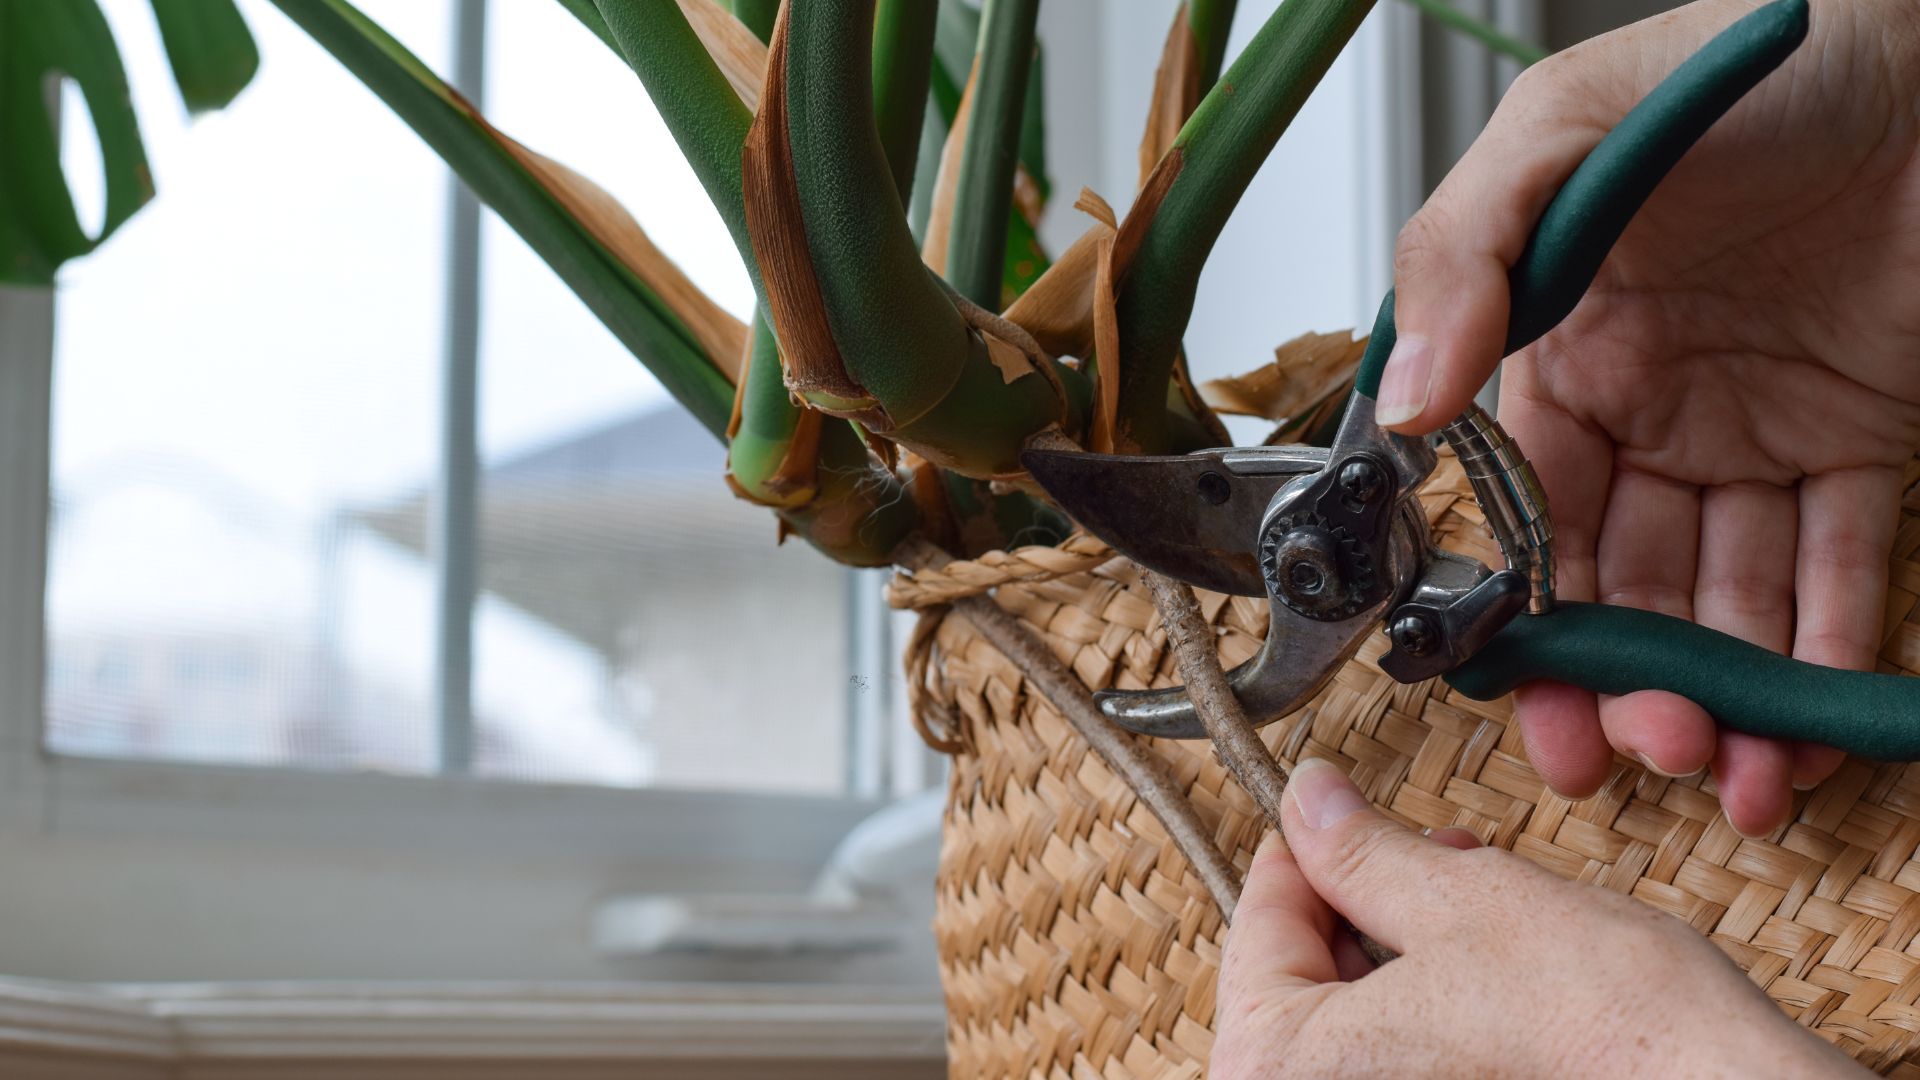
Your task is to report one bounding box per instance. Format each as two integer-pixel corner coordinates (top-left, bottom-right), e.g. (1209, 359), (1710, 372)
(1788, 466), (1902, 790)
(1593, 466), (1719, 779)
(1691, 482), (1801, 811)
(1331, 927), (1378, 982)
(1795, 466), (1901, 670)
(1279, 758), (1463, 952)
(1379, 63), (1612, 433)
(1219, 830), (1340, 1000)
(1499, 365), (1615, 799)
(1428, 827), (1482, 851)
(1595, 465), (1700, 618)
(1790, 744), (1847, 792)
(1601, 691), (1714, 778)
(1515, 681), (1612, 798)
(1713, 731), (1794, 839)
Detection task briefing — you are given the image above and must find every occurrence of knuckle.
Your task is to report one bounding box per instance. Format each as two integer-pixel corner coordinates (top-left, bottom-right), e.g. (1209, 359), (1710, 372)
(1392, 210), (1451, 279)
(1318, 820), (1416, 892)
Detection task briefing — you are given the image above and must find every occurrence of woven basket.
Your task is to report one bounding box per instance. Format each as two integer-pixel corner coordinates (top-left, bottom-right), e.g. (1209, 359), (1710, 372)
(894, 448), (1920, 1079)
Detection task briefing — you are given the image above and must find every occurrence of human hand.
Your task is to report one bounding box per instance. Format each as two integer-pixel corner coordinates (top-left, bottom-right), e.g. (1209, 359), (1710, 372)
(1209, 758), (1862, 1079)
(1377, 0), (1920, 834)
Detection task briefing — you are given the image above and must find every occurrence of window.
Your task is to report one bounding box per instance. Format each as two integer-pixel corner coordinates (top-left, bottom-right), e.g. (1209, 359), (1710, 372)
(41, 0), (908, 797)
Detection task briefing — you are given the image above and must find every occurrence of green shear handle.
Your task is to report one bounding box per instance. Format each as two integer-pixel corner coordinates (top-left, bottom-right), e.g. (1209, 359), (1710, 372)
(1448, 605), (1920, 761)
(1362, 1), (1920, 758)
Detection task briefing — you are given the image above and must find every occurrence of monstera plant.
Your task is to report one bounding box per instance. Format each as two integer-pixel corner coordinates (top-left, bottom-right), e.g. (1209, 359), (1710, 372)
(6, 0), (1536, 566)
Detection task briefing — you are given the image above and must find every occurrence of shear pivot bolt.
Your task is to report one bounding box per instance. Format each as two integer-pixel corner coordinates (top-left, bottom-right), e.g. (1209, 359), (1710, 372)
(1390, 613), (1439, 657)
(1339, 459), (1383, 505)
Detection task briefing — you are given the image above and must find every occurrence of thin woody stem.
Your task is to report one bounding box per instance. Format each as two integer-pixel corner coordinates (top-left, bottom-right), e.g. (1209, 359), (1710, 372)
(1142, 568), (1397, 962)
(1141, 570), (1290, 822)
(897, 539), (1242, 918)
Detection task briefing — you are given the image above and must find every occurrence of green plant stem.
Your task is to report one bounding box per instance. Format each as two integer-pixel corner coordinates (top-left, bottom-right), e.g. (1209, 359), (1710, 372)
(273, 0), (735, 435)
(779, 0), (1067, 474)
(778, 425), (920, 565)
(872, 0), (938, 204)
(1399, 0), (1546, 66)
(1114, 0), (1374, 452)
(554, 0), (617, 51)
(946, 0), (1038, 308)
(592, 0), (753, 270)
(1187, 0), (1239, 89)
(728, 0), (779, 42)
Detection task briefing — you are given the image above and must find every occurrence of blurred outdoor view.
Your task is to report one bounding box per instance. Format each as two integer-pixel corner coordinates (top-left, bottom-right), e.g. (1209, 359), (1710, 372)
(44, 0), (863, 794)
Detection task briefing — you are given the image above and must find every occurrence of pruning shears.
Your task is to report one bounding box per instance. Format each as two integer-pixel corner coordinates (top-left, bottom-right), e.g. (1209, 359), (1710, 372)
(1026, 0), (1920, 762)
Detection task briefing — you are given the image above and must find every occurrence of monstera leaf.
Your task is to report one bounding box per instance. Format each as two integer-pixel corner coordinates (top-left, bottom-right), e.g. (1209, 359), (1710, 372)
(0, 0), (257, 284)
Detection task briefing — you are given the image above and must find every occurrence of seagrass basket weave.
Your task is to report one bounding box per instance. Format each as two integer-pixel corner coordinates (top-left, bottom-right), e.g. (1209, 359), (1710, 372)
(891, 448), (1920, 1079)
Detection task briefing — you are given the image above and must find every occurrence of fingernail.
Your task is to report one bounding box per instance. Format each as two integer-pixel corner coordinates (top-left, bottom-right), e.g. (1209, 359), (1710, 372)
(1374, 334), (1432, 427)
(1289, 758), (1371, 830)
(1629, 751), (1689, 780)
(1792, 778), (1820, 792)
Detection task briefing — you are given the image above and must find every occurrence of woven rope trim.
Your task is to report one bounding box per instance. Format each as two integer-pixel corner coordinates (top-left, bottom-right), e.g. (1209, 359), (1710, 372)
(911, 449), (1920, 1079)
(890, 532), (1117, 609)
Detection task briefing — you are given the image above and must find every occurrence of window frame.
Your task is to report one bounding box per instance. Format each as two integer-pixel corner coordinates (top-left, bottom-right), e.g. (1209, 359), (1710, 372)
(1, 278), (880, 866)
(0, 0), (898, 871)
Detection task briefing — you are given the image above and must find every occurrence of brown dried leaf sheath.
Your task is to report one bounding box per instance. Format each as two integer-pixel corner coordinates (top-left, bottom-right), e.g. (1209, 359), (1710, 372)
(675, 0), (767, 112)
(1139, 5), (1200, 190)
(920, 59), (978, 276)
(1172, 347), (1234, 446)
(740, 7), (877, 416)
(1202, 328), (1369, 419)
(1114, 147), (1181, 281)
(1000, 188), (1121, 360)
(1089, 234), (1121, 453)
(922, 60), (1048, 279)
(500, 138), (747, 381)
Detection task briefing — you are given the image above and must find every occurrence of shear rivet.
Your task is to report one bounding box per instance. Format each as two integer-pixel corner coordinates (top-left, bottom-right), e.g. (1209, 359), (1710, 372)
(1197, 471), (1231, 505)
(1390, 613), (1439, 657)
(1339, 459), (1383, 505)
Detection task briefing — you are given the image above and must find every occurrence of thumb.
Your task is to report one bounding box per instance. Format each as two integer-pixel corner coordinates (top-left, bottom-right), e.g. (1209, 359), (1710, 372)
(1278, 757), (1466, 952)
(1377, 67), (1610, 434)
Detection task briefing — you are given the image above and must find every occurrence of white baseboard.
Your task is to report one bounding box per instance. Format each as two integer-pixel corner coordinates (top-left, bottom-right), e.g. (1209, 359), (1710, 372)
(0, 978), (946, 1079)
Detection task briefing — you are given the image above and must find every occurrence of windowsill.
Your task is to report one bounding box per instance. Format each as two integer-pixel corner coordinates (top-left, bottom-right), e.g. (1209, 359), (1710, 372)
(0, 977), (946, 1078)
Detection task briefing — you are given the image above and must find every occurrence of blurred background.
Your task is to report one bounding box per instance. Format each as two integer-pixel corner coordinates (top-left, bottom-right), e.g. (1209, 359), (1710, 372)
(0, 0), (1672, 1075)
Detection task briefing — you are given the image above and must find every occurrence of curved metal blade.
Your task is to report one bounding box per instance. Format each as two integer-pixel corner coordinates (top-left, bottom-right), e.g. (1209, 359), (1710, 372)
(1021, 446), (1325, 597)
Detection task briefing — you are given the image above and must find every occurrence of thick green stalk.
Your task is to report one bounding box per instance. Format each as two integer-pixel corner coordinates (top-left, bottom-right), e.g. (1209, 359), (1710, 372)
(1399, 0), (1546, 66)
(780, 0), (1065, 475)
(1115, 0), (1375, 452)
(872, 0), (938, 204)
(724, 0), (919, 560)
(928, 1), (980, 123)
(1188, 0), (1239, 89)
(555, 0), (617, 51)
(779, 426), (920, 566)
(945, 0), (1038, 308)
(593, 1), (753, 268)
(728, 0), (779, 41)
(273, 0), (735, 435)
